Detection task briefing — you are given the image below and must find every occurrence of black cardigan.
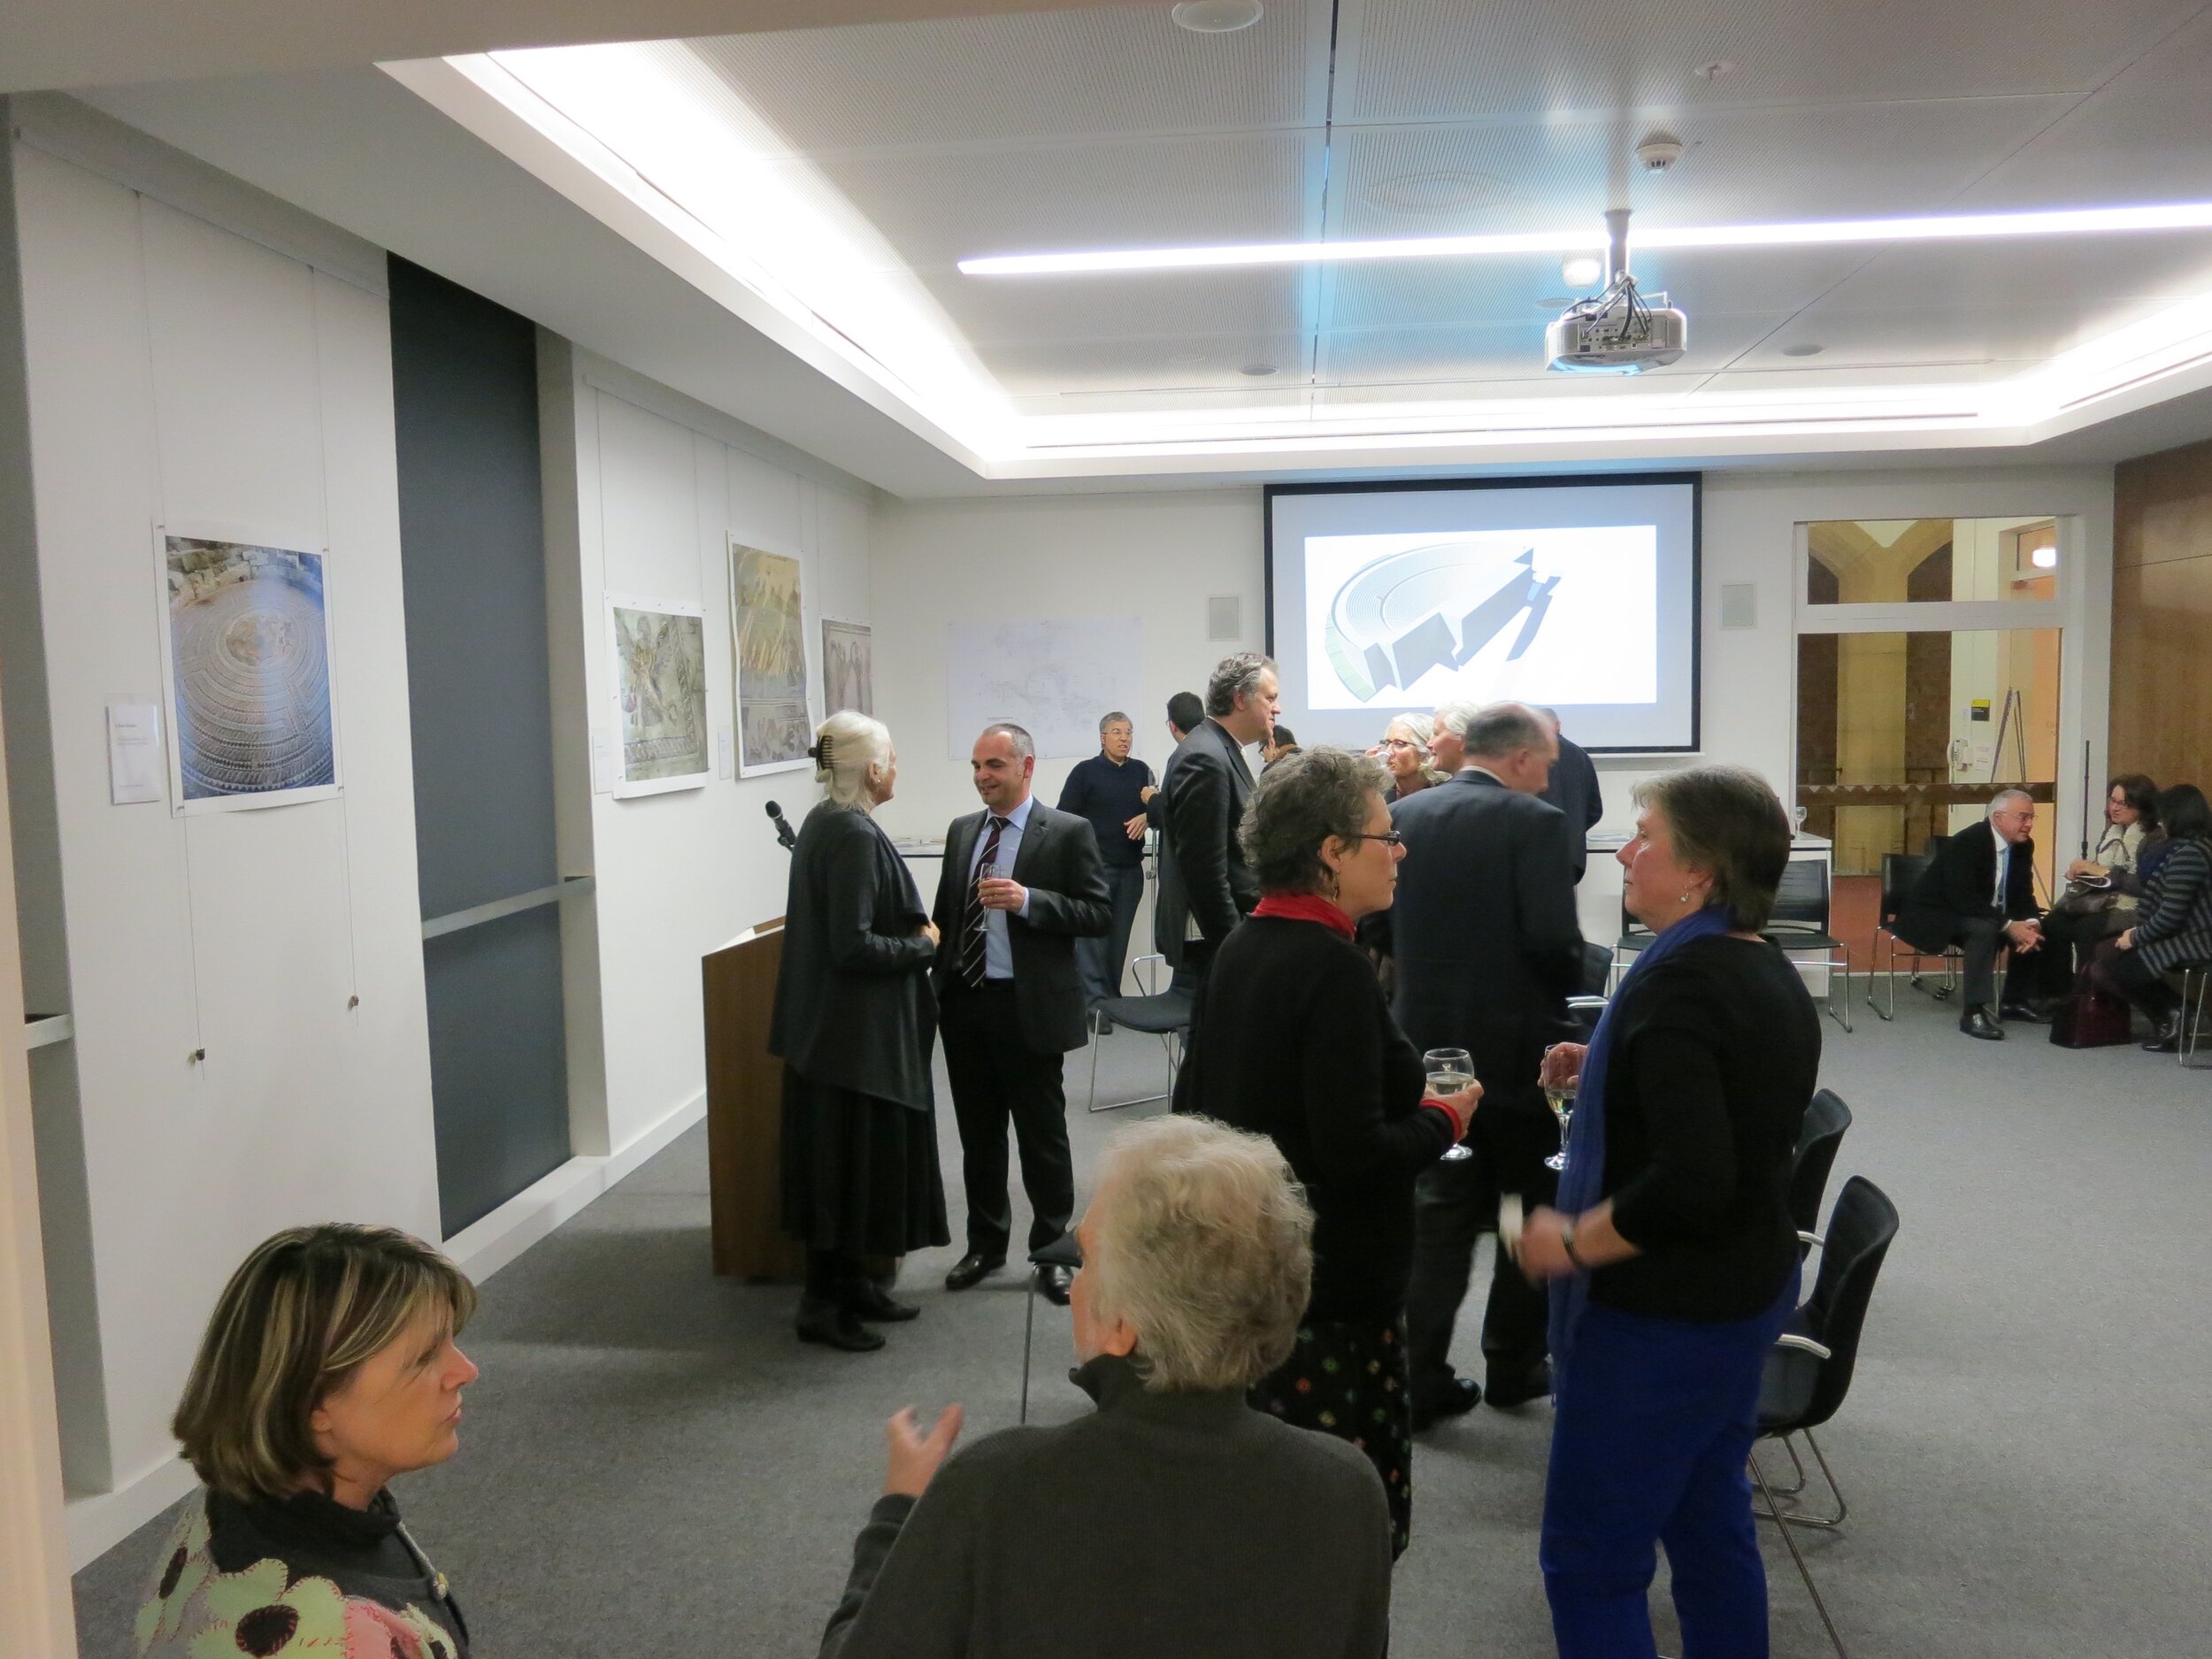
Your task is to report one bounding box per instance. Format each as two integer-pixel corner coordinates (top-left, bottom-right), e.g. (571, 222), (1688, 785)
(1592, 935), (1821, 1322)
(1173, 914), (1453, 1322)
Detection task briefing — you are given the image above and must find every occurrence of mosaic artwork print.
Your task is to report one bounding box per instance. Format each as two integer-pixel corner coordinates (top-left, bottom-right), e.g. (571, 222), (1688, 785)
(821, 618), (872, 717)
(611, 602), (710, 788)
(731, 541), (810, 774)
(164, 535), (338, 807)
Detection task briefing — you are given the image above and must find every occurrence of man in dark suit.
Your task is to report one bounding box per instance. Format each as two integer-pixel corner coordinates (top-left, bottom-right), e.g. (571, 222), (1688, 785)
(1897, 789), (2046, 1041)
(1535, 706), (1603, 883)
(933, 723), (1112, 1301)
(1385, 700), (1584, 1426)
(1155, 655), (1276, 984)
(1147, 692), (1204, 966)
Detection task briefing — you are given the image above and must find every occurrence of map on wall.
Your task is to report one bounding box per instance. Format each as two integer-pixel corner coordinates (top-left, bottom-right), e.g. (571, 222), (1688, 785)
(945, 616), (1144, 760)
(730, 541), (811, 775)
(159, 530), (341, 815)
(608, 597), (710, 796)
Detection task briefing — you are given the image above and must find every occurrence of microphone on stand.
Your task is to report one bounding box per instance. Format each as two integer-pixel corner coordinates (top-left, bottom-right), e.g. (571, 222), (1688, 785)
(765, 800), (798, 852)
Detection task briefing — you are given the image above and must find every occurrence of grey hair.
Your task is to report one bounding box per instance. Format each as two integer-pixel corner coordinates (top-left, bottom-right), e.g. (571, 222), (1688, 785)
(1386, 713), (1452, 787)
(1099, 710), (1133, 733)
(1461, 701), (1548, 761)
(815, 710), (893, 812)
(1632, 765), (1792, 933)
(1432, 698), (1479, 739)
(979, 722), (1035, 762)
(1084, 1115), (1314, 1394)
(1240, 746), (1389, 895)
(1988, 788), (2033, 814)
(1205, 652), (1274, 718)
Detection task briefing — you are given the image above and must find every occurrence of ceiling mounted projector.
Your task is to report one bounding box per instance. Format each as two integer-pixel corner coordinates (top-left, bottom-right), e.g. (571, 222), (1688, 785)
(1546, 209), (1687, 374)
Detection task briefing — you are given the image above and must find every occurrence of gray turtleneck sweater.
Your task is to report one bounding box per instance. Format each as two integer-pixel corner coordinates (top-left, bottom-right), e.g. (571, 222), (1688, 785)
(818, 1354), (1391, 1658)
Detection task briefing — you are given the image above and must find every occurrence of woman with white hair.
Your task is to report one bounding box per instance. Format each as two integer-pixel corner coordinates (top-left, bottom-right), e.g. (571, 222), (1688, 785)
(769, 710), (949, 1352)
(1377, 713), (1449, 801)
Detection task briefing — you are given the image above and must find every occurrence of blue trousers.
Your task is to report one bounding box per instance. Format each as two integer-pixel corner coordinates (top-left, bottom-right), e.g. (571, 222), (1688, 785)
(1540, 1278), (1796, 1659)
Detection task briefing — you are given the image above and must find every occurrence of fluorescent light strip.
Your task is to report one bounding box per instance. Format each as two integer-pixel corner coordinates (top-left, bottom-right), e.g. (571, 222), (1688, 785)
(960, 202), (2212, 276)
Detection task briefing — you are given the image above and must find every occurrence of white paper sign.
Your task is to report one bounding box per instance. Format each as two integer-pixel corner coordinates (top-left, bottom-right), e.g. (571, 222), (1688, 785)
(718, 728), (735, 780)
(106, 703), (165, 804)
(590, 727), (617, 795)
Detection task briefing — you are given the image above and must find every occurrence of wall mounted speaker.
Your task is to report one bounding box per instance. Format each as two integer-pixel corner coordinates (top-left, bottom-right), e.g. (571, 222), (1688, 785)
(1207, 595), (1241, 641)
(1719, 582), (1757, 630)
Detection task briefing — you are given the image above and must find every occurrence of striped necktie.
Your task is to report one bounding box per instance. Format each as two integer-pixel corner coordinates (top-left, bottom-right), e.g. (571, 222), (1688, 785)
(961, 816), (1010, 987)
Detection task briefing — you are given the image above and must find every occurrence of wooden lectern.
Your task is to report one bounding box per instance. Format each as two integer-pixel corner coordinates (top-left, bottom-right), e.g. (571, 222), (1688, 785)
(703, 919), (806, 1281)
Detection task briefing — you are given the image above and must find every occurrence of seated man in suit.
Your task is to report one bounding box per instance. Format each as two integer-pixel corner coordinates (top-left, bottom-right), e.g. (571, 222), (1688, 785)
(1897, 789), (2046, 1041)
(816, 1115), (1393, 1659)
(932, 723), (1111, 1301)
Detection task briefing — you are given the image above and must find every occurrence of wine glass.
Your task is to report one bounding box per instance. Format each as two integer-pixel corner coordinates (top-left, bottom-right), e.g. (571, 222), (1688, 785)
(1543, 1077), (1577, 1173)
(1423, 1048), (1476, 1162)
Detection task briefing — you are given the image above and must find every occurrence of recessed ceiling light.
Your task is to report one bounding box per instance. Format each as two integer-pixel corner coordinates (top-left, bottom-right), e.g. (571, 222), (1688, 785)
(1240, 363), (1279, 376)
(1172, 0), (1263, 32)
(1692, 59), (1736, 80)
(1363, 170), (1512, 215)
(1781, 342), (1824, 357)
(1561, 255), (1604, 287)
(958, 201), (2212, 277)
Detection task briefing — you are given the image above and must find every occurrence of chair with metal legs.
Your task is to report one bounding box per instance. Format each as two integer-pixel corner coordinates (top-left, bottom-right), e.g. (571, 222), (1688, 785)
(1764, 857), (1855, 1032)
(2176, 964), (2212, 1068)
(1084, 953), (1192, 1113)
(1750, 1175), (1901, 1659)
(1866, 852), (1967, 1020)
(1018, 1231), (1084, 1423)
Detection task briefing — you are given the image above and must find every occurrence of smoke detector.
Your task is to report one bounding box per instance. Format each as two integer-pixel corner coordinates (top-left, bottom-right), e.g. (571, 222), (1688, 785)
(1635, 133), (1686, 173)
(1545, 209), (1688, 374)
(1172, 1), (1264, 32)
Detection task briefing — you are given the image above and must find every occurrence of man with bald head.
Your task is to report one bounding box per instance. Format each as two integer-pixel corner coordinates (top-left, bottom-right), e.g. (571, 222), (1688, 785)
(1376, 700), (1585, 1427)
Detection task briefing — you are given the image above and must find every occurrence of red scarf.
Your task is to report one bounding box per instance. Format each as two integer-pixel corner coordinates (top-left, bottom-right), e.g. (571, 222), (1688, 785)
(1251, 892), (1356, 940)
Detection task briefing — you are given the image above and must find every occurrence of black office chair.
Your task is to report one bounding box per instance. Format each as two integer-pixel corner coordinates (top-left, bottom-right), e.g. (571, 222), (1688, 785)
(1751, 1175), (1901, 1659)
(2176, 964), (2211, 1069)
(1786, 1088), (1853, 1253)
(1763, 857), (1853, 1032)
(1609, 898), (1655, 993)
(1865, 851), (1963, 1020)
(1018, 1231), (1084, 1424)
(1086, 953), (1192, 1113)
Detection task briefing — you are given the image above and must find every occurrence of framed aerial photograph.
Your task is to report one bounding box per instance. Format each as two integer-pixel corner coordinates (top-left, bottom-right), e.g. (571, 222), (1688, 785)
(157, 526), (342, 815)
(730, 540), (811, 776)
(821, 618), (873, 718)
(607, 595), (711, 797)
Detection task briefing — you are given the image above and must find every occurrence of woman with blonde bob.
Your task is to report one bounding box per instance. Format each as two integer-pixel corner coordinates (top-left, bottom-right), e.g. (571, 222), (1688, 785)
(769, 710), (949, 1353)
(136, 1224), (477, 1658)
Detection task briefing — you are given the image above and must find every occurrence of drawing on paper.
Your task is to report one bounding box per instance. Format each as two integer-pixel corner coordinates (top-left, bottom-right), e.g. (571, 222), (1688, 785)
(821, 619), (873, 717)
(611, 601), (710, 787)
(163, 534), (339, 810)
(731, 542), (811, 773)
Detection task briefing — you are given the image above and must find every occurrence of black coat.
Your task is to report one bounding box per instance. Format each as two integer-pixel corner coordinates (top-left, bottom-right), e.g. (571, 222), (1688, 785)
(1378, 772), (1584, 1143)
(1540, 733), (1604, 882)
(931, 801), (1114, 1055)
(1156, 718), (1261, 960)
(1898, 819), (2039, 951)
(769, 803), (937, 1110)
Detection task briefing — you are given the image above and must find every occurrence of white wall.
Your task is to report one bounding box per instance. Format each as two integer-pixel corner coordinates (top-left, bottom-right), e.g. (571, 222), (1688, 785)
(6, 136), (440, 1552)
(870, 465), (2114, 943)
(542, 348), (873, 1162)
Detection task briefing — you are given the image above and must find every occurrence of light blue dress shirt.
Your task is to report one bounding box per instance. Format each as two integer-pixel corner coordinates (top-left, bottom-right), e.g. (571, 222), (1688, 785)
(964, 793), (1035, 981)
(1992, 821), (2011, 910)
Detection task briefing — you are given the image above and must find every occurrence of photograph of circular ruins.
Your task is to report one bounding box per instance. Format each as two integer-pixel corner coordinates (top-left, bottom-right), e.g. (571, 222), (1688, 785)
(163, 535), (337, 806)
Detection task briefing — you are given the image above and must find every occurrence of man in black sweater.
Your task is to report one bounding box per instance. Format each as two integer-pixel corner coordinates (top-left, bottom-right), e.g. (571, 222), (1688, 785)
(816, 1116), (1392, 1659)
(1056, 710), (1156, 1010)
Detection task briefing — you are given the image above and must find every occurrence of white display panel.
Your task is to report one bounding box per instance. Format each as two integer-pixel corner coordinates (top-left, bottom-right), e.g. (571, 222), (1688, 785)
(1266, 476), (1700, 752)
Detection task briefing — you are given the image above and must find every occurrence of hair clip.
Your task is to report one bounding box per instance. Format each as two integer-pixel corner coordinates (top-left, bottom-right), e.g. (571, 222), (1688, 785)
(810, 734), (835, 769)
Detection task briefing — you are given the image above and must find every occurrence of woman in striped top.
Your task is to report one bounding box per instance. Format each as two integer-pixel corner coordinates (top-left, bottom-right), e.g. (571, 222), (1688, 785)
(2092, 783), (2212, 1051)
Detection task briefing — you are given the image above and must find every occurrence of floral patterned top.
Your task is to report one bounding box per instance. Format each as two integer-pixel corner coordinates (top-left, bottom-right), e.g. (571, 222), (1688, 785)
(137, 1486), (468, 1659)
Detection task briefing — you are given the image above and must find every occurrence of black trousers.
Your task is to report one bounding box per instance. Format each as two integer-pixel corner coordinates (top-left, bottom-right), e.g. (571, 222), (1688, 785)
(2089, 942), (2180, 1020)
(2026, 905), (2127, 1000)
(1907, 908), (2012, 1007)
(940, 979), (1075, 1256)
(1075, 864), (1145, 1004)
(1404, 1108), (1556, 1404)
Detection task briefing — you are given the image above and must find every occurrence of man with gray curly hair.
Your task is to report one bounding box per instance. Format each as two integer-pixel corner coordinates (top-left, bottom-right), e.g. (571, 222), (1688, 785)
(817, 1116), (1393, 1659)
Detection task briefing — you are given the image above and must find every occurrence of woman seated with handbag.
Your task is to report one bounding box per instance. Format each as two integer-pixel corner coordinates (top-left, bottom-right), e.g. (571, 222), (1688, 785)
(2030, 773), (2159, 1004)
(2088, 783), (2212, 1052)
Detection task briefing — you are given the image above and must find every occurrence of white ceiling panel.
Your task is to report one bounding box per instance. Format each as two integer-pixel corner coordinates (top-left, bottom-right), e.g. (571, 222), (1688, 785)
(978, 332), (1312, 395)
(920, 265), (1307, 344)
(1012, 384), (1316, 418)
(795, 129), (1315, 272)
(1317, 311), (1789, 385)
(687, 2), (1316, 154)
(1315, 373), (1704, 407)
(1334, 0), (2202, 124)
(1810, 234), (2212, 316)
(1770, 296), (2185, 368)
(1700, 361), (2032, 392)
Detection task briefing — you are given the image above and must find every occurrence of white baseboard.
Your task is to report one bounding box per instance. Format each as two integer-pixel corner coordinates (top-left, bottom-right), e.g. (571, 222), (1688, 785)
(64, 1091), (708, 1572)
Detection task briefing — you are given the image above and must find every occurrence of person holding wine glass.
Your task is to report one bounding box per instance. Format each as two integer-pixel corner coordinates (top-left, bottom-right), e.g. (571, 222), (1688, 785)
(1514, 765), (1820, 1659)
(1172, 746), (1478, 1559)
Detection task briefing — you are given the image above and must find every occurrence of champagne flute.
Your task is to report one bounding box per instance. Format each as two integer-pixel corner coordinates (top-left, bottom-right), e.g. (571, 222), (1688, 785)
(1423, 1048), (1476, 1163)
(1543, 1071), (1577, 1173)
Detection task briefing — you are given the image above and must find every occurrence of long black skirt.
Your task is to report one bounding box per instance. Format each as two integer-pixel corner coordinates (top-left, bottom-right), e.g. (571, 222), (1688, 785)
(780, 1068), (949, 1258)
(1250, 1313), (1413, 1559)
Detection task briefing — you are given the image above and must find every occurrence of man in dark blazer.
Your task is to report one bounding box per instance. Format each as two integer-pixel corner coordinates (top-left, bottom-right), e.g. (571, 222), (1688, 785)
(932, 723), (1111, 1301)
(1535, 707), (1604, 883)
(1897, 789), (2046, 1040)
(1155, 655), (1276, 982)
(1383, 700), (1584, 1426)
(1148, 691), (1205, 965)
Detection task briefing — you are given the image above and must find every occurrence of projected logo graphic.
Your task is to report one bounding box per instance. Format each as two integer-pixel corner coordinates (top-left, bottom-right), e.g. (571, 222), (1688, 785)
(1325, 543), (1557, 700)
(1305, 526), (1658, 710)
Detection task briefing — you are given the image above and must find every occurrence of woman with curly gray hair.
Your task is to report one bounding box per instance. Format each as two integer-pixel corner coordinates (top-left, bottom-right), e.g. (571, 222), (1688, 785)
(1377, 713), (1449, 801)
(1171, 746), (1479, 1557)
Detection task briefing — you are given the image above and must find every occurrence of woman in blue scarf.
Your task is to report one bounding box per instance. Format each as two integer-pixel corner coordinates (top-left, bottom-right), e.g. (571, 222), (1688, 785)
(1516, 766), (1820, 1659)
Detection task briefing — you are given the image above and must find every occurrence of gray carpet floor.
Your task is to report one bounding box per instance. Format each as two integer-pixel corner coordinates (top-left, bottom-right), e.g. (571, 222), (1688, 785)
(73, 989), (2212, 1656)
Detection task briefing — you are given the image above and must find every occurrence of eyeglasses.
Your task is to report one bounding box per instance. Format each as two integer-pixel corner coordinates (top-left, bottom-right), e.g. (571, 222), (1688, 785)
(1348, 831), (1407, 848)
(1379, 737), (1422, 750)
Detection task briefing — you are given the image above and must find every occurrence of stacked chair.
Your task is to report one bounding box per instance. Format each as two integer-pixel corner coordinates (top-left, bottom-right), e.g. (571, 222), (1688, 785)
(1763, 859), (1854, 1032)
(1085, 953), (1192, 1113)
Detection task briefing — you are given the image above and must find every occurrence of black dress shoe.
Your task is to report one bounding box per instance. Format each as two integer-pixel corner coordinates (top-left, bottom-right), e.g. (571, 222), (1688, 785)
(1035, 1263), (1073, 1305)
(1409, 1377), (1481, 1432)
(944, 1251), (1006, 1291)
(2142, 1011), (2183, 1053)
(1485, 1363), (1553, 1409)
(1998, 1002), (2051, 1025)
(1960, 1006), (2005, 1041)
(843, 1280), (920, 1323)
(795, 1296), (885, 1352)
